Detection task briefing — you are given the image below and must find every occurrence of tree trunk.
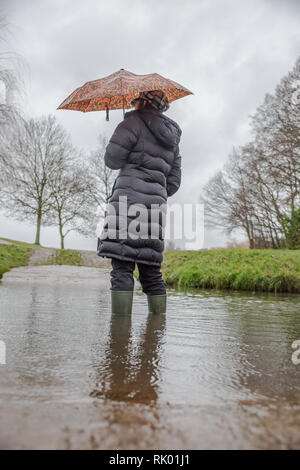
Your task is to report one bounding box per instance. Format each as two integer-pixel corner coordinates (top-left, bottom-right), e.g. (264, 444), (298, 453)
(35, 208), (42, 245)
(58, 212), (64, 249)
(245, 223), (254, 249)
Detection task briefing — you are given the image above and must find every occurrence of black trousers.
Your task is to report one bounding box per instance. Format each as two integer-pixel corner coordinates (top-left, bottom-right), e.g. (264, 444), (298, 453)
(110, 258), (166, 295)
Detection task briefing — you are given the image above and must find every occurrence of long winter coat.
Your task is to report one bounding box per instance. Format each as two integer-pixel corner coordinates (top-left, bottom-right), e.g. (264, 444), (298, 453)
(97, 107), (182, 266)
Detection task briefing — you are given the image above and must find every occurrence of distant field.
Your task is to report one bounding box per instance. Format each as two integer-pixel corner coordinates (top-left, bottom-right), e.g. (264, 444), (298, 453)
(162, 249), (300, 293)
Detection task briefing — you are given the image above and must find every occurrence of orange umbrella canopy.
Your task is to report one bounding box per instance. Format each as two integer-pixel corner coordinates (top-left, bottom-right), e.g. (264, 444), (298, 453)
(57, 68), (193, 116)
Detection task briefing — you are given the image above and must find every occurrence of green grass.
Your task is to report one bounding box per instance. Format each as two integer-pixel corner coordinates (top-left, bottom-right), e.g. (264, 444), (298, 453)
(162, 249), (300, 293)
(0, 244), (32, 278)
(2, 238), (299, 294)
(47, 249), (83, 266)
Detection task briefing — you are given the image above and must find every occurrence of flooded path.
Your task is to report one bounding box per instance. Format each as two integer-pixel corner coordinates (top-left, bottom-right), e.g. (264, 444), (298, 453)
(0, 265), (299, 449)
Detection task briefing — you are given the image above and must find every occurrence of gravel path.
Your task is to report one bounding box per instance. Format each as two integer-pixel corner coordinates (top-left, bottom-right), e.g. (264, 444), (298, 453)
(0, 239), (109, 268)
(28, 247), (55, 266)
(28, 247), (110, 267)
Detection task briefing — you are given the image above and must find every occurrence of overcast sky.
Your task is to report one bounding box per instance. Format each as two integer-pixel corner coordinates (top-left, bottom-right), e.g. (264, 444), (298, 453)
(0, 0), (299, 249)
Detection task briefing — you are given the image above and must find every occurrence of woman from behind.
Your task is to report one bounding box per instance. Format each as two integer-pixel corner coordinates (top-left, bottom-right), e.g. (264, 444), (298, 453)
(98, 90), (182, 314)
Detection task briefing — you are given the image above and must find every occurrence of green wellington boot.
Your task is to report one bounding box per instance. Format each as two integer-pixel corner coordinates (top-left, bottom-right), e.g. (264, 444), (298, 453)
(147, 294), (167, 314)
(111, 291), (133, 314)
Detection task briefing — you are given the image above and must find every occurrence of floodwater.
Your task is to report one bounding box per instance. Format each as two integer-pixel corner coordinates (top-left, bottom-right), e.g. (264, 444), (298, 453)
(0, 265), (299, 450)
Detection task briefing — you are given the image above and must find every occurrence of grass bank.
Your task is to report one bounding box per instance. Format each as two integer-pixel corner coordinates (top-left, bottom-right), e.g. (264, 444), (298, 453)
(0, 238), (86, 277)
(162, 249), (300, 293)
(0, 244), (32, 278)
(1, 238), (300, 294)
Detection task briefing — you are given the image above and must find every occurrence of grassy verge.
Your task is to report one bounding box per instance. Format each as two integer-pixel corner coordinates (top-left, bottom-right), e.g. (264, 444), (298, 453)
(162, 249), (300, 293)
(0, 244), (32, 278)
(2, 238), (299, 294)
(47, 249), (83, 266)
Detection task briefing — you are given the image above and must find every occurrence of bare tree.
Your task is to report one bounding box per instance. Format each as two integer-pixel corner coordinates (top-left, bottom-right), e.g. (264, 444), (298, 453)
(82, 135), (115, 237)
(0, 115), (74, 245)
(47, 160), (90, 249)
(87, 135), (114, 210)
(0, 14), (23, 130)
(241, 145), (285, 248)
(201, 144), (286, 249)
(250, 56), (300, 244)
(0, 13), (26, 211)
(201, 56), (300, 249)
(201, 147), (259, 248)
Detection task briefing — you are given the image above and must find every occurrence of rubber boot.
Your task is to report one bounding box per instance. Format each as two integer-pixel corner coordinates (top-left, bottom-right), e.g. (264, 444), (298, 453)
(147, 294), (167, 314)
(111, 291), (133, 314)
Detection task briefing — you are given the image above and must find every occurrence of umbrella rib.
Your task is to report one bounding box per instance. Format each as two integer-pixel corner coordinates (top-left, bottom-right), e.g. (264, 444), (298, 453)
(120, 72), (125, 118)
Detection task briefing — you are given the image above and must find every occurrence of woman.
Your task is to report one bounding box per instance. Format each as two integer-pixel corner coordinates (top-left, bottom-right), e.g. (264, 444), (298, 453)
(97, 90), (182, 314)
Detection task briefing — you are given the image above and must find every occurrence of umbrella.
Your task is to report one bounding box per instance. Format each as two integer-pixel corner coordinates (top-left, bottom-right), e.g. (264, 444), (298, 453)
(57, 68), (193, 120)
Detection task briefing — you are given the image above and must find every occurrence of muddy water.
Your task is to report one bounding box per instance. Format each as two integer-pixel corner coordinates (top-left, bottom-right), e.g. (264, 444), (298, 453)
(0, 265), (299, 450)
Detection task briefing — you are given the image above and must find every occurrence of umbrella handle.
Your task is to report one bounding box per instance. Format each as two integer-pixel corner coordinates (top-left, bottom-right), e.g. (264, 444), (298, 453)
(105, 100), (125, 121)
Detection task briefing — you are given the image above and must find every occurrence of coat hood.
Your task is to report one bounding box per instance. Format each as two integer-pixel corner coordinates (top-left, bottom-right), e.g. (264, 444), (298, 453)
(126, 109), (182, 149)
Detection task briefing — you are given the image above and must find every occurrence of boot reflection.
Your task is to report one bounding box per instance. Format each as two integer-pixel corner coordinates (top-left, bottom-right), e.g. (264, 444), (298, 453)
(91, 311), (166, 405)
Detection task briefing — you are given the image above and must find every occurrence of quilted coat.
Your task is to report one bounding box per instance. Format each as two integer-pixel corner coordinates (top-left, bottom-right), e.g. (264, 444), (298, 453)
(97, 107), (182, 266)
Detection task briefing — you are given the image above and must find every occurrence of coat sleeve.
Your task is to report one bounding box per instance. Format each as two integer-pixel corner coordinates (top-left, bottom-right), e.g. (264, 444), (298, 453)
(167, 145), (182, 197)
(104, 116), (139, 170)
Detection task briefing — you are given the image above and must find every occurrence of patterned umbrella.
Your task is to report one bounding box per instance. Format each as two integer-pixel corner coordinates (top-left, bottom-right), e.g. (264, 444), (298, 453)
(57, 68), (193, 120)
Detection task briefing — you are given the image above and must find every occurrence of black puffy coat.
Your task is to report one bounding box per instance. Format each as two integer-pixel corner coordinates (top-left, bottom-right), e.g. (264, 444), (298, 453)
(97, 107), (182, 266)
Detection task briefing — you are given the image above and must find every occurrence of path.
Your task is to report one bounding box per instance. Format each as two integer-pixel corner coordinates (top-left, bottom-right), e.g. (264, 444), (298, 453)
(28, 247), (55, 266)
(0, 238), (109, 268)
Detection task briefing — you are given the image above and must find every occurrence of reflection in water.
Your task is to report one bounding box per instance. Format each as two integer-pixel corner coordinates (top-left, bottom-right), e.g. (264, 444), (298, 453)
(0, 266), (300, 449)
(91, 311), (166, 404)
